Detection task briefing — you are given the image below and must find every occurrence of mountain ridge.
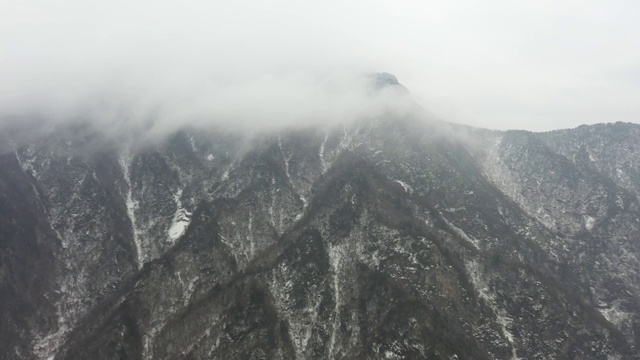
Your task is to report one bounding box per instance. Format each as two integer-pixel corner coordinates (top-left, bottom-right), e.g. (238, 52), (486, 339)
(1, 81), (640, 359)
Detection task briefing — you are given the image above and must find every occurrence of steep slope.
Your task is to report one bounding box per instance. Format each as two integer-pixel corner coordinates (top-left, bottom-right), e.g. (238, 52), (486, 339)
(480, 128), (640, 350)
(0, 154), (58, 359)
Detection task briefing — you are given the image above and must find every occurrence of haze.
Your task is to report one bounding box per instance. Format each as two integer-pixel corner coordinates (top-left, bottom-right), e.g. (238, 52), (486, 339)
(1, 0), (639, 132)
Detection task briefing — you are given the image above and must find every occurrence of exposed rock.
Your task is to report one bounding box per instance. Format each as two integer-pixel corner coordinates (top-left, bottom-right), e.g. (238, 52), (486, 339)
(1, 105), (639, 359)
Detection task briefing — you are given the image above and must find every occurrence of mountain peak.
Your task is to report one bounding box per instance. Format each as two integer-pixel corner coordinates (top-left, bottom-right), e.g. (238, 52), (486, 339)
(369, 72), (399, 87)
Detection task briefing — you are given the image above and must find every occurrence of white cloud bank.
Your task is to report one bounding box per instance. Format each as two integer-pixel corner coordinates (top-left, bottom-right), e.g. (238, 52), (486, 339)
(1, 0), (639, 131)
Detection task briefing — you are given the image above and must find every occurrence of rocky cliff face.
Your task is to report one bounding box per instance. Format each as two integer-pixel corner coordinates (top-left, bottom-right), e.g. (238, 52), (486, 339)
(1, 83), (639, 359)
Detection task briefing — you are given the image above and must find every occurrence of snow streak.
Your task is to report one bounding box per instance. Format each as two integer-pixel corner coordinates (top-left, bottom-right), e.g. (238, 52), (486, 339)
(119, 152), (144, 269)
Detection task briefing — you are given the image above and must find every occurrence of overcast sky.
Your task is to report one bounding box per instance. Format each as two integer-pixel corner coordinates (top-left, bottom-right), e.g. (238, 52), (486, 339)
(1, 0), (639, 131)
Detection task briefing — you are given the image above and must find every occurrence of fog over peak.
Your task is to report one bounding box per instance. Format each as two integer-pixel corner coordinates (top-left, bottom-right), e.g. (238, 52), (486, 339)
(1, 70), (415, 142)
(2, 0), (639, 132)
(0, 70), (420, 155)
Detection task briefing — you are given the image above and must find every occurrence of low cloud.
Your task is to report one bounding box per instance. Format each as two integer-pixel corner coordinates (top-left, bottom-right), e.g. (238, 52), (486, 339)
(1, 0), (639, 134)
(0, 0), (414, 142)
(0, 68), (415, 145)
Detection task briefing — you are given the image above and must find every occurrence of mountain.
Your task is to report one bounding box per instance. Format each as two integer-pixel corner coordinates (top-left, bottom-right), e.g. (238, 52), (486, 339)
(1, 76), (639, 359)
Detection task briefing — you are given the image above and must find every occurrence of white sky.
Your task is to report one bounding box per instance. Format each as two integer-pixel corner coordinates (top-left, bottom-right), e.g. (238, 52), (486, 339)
(1, 0), (639, 131)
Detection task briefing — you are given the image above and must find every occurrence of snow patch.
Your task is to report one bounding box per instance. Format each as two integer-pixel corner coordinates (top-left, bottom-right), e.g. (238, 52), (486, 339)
(15, 150), (39, 178)
(269, 191), (277, 229)
(466, 260), (519, 360)
(384, 350), (402, 359)
(279, 135), (307, 221)
(394, 180), (413, 194)
(295, 196), (308, 221)
(143, 324), (164, 360)
(221, 168), (230, 181)
(221, 154), (238, 181)
(33, 314), (69, 360)
(183, 276), (199, 307)
(188, 135), (197, 153)
(338, 125), (353, 152)
(441, 214), (479, 249)
(584, 215), (596, 231)
(328, 244), (344, 357)
(600, 302), (630, 329)
(319, 133), (329, 174)
(206, 154), (214, 161)
(278, 136), (292, 183)
(119, 151), (144, 269)
(167, 190), (192, 242)
(247, 210), (255, 258)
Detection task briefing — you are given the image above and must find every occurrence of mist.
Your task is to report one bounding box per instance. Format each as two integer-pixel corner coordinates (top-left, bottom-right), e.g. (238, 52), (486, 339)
(2, 0), (639, 133)
(3, 69), (413, 136)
